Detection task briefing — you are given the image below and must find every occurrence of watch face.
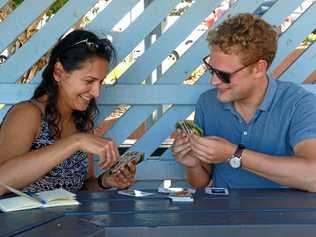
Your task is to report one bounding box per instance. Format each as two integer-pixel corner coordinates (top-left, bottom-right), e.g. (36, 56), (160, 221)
(229, 156), (241, 168)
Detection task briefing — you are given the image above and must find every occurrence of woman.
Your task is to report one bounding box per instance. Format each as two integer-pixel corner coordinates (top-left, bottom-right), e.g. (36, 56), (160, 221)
(0, 30), (135, 195)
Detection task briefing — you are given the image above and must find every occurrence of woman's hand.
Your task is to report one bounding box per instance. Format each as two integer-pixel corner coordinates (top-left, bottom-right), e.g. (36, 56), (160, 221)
(75, 133), (120, 169)
(101, 161), (136, 189)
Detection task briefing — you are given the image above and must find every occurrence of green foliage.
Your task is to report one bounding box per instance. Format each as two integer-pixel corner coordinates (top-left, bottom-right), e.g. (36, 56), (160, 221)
(47, 0), (68, 16)
(302, 33), (316, 46)
(12, 0), (69, 16)
(12, 0), (23, 8)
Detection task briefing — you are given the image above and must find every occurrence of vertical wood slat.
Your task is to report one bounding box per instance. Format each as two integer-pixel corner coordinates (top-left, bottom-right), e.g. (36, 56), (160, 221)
(0, 0), (99, 83)
(135, 160), (186, 180)
(269, 3), (316, 72)
(106, 106), (154, 145)
(87, 0), (139, 33)
(0, 0), (10, 11)
(118, 0), (221, 84)
(0, 0), (55, 53)
(279, 42), (316, 83)
(112, 0), (179, 61)
(0, 84), (35, 103)
(262, 0), (305, 27)
(95, 105), (118, 126)
(131, 105), (194, 157)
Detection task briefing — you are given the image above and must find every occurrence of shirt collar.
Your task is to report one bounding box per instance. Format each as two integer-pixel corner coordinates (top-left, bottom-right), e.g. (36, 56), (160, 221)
(258, 77), (277, 111)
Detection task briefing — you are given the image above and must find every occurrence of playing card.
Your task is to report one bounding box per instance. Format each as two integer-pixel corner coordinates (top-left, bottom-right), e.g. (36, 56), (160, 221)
(168, 190), (194, 202)
(117, 189), (154, 197)
(105, 151), (144, 175)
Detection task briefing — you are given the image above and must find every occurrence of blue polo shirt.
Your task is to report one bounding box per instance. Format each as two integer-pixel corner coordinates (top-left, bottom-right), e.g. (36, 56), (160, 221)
(194, 79), (316, 188)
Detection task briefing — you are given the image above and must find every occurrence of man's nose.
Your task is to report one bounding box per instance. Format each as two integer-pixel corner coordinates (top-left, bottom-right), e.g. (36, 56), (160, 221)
(210, 73), (222, 86)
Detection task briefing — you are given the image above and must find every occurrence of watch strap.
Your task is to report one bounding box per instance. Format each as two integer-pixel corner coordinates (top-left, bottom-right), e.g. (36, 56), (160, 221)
(234, 144), (245, 158)
(97, 172), (112, 189)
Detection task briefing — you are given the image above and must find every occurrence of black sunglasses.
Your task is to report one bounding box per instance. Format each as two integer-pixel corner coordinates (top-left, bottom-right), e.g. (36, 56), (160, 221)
(203, 55), (256, 84)
(64, 38), (114, 55)
(65, 39), (101, 52)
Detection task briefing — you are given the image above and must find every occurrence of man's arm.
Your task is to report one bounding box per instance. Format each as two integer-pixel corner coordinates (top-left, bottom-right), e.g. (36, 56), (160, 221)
(242, 138), (316, 192)
(190, 134), (316, 192)
(187, 161), (212, 188)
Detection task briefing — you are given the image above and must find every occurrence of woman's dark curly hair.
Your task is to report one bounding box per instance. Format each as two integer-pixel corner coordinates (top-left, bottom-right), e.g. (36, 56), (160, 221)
(32, 30), (115, 139)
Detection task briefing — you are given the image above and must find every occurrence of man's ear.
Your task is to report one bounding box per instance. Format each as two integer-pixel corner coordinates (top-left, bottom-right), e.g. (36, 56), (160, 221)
(53, 62), (65, 82)
(254, 59), (268, 78)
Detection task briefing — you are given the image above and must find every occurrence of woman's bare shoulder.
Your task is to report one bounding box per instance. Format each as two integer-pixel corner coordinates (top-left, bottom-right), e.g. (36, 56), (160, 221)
(0, 101), (43, 161)
(1, 101), (43, 131)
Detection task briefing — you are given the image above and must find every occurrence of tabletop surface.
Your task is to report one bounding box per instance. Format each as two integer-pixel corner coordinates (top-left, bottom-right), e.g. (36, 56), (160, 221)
(2, 188), (316, 237)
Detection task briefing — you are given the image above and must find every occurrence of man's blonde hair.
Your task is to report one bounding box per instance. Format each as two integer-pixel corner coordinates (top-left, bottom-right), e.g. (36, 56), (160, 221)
(207, 13), (277, 68)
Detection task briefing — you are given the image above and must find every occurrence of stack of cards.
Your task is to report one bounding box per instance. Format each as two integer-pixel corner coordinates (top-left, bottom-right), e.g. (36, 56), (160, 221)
(158, 179), (195, 194)
(168, 190), (194, 202)
(117, 189), (154, 197)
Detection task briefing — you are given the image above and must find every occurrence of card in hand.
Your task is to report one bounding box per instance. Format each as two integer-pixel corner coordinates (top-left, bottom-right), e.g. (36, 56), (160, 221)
(106, 151), (144, 175)
(175, 120), (203, 136)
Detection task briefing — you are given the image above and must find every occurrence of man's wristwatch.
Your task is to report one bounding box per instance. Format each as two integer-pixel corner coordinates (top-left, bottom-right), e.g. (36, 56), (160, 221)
(228, 144), (245, 169)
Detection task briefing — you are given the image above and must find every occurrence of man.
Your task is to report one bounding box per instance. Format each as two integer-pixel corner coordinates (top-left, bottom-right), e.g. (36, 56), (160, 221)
(172, 13), (316, 191)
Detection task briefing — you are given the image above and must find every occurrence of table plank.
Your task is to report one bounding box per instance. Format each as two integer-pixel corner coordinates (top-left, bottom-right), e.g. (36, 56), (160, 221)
(3, 189), (316, 237)
(0, 209), (62, 237)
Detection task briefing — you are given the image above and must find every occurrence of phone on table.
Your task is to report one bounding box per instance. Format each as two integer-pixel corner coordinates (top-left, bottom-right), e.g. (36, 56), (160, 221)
(205, 187), (229, 195)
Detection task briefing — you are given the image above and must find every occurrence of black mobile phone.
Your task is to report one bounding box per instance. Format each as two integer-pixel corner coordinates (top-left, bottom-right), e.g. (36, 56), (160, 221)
(205, 187), (229, 195)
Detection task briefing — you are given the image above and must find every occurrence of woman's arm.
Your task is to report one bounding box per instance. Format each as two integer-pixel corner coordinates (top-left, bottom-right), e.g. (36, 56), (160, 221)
(83, 120), (136, 191)
(0, 103), (82, 194)
(0, 103), (119, 195)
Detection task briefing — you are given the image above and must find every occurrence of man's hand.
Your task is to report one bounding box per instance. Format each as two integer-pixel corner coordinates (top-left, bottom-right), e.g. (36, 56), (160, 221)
(189, 134), (236, 164)
(172, 131), (200, 168)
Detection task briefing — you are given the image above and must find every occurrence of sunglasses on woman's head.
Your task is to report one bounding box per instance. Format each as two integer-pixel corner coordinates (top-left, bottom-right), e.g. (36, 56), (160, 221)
(64, 38), (113, 54)
(65, 39), (100, 53)
(203, 55), (256, 84)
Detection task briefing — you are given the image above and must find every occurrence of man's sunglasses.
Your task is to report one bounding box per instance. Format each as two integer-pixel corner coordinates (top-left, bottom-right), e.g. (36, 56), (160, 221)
(203, 55), (256, 84)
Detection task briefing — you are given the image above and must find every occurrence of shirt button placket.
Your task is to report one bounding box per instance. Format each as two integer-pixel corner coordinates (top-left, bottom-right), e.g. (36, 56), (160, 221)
(241, 124), (250, 145)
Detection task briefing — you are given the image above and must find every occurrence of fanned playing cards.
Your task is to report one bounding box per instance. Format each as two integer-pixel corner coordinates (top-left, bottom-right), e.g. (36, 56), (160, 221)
(105, 151), (144, 175)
